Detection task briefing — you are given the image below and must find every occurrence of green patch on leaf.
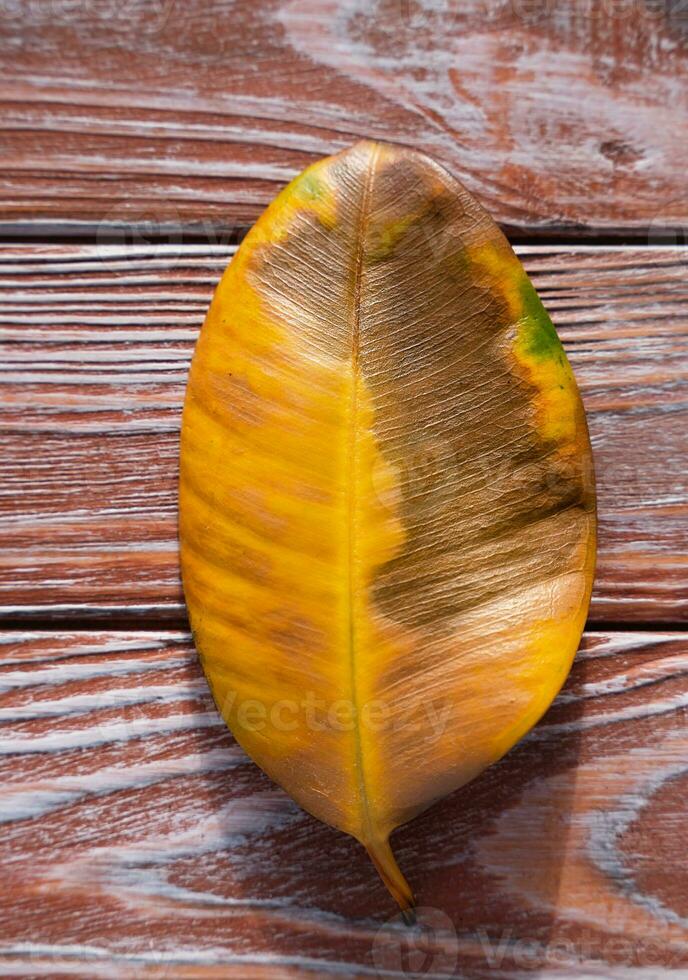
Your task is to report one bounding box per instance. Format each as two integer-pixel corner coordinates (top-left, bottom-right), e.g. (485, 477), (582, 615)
(298, 172), (327, 202)
(518, 278), (565, 364)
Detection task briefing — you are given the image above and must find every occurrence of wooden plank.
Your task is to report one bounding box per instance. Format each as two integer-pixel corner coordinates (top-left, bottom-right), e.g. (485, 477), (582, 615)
(0, 243), (686, 624)
(0, 629), (686, 977)
(0, 0), (687, 236)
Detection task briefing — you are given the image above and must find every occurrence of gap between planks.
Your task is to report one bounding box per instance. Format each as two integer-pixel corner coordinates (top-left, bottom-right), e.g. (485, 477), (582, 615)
(0, 223), (685, 249)
(1, 617), (688, 634)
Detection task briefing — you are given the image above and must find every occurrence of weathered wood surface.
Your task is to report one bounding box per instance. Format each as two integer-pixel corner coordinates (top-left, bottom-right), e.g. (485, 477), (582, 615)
(0, 629), (686, 977)
(1, 243), (686, 624)
(1, 0), (687, 237)
(0, 3), (686, 978)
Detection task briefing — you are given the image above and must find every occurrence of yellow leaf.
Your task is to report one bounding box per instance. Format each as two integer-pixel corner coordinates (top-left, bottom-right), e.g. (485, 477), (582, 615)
(179, 141), (596, 916)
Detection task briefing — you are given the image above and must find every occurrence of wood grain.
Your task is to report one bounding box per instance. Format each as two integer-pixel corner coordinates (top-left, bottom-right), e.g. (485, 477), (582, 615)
(0, 629), (686, 977)
(1, 2), (686, 975)
(0, 243), (686, 624)
(0, 0), (687, 236)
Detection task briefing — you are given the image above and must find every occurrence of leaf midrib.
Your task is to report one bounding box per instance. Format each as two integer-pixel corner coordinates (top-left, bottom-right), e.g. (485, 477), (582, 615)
(345, 144), (379, 844)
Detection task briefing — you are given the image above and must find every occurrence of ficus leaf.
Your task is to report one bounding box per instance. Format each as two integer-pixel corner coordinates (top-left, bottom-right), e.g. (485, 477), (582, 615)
(179, 142), (596, 916)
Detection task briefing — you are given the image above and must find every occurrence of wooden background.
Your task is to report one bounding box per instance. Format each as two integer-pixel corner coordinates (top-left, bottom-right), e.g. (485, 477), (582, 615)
(0, 1), (687, 977)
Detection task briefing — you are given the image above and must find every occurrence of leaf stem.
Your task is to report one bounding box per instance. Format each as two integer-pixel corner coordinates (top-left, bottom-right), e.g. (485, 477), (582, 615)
(366, 837), (416, 920)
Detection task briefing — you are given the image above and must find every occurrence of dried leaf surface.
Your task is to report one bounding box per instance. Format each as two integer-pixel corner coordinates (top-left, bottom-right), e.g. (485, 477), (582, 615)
(179, 142), (596, 912)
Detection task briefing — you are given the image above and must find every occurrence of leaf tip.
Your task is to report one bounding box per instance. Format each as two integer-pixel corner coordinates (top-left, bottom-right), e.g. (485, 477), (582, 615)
(401, 906), (417, 927)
